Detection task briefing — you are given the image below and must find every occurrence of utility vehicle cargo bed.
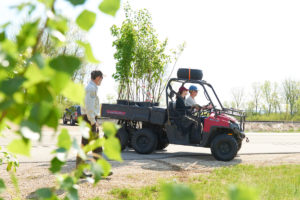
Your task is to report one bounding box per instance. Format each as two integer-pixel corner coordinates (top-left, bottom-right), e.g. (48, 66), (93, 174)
(101, 103), (167, 125)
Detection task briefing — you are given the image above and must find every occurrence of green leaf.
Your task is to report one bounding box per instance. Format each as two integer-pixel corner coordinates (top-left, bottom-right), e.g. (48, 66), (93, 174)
(57, 129), (72, 150)
(20, 120), (41, 132)
(77, 41), (99, 63)
(0, 31), (5, 42)
(45, 107), (60, 129)
(0, 99), (13, 111)
(83, 138), (103, 153)
(6, 162), (12, 171)
(102, 122), (117, 138)
(37, 0), (54, 8)
(24, 64), (47, 88)
(68, 187), (79, 200)
(229, 185), (259, 200)
(49, 55), (81, 75)
(47, 16), (68, 34)
(61, 177), (74, 190)
(31, 53), (45, 69)
(36, 188), (53, 199)
(49, 157), (65, 173)
(0, 178), (5, 194)
(159, 183), (195, 200)
(49, 71), (70, 93)
(0, 22), (10, 29)
(0, 77), (26, 95)
(76, 10), (96, 31)
(16, 20), (39, 51)
(67, 0), (85, 6)
(91, 162), (103, 184)
(72, 139), (87, 160)
(7, 139), (31, 156)
(28, 102), (53, 126)
(99, 0), (120, 16)
(61, 81), (84, 105)
(13, 92), (24, 104)
(97, 158), (111, 177)
(103, 137), (122, 161)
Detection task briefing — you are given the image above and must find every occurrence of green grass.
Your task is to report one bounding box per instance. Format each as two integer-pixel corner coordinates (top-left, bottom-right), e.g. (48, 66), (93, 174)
(246, 113), (300, 122)
(109, 165), (300, 200)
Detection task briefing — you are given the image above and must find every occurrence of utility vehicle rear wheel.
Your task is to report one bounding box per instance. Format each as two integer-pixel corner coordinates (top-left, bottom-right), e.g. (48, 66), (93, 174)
(156, 133), (169, 150)
(63, 115), (67, 125)
(131, 129), (157, 154)
(210, 134), (238, 161)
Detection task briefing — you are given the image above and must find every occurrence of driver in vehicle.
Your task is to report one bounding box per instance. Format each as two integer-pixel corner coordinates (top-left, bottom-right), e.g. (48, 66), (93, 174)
(185, 85), (213, 110)
(185, 85), (213, 127)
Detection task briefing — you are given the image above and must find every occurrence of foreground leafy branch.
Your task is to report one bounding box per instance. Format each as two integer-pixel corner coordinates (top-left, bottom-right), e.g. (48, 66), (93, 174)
(0, 0), (121, 199)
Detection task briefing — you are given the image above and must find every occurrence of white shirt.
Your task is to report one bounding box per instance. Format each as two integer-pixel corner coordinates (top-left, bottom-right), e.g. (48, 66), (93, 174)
(82, 80), (100, 124)
(185, 96), (196, 107)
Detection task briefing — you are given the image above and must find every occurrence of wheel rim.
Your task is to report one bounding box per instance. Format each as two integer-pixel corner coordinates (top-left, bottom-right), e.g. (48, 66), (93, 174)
(218, 142), (232, 155)
(136, 135), (149, 149)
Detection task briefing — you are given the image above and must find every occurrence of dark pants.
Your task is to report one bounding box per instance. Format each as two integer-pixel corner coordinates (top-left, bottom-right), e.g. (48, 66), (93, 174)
(76, 115), (102, 167)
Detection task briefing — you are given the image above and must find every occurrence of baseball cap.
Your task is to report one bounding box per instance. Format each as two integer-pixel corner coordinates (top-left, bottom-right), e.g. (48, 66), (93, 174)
(179, 86), (188, 93)
(189, 85), (198, 91)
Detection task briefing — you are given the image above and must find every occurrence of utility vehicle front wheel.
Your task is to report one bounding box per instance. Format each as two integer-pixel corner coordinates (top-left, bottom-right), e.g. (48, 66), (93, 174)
(210, 134), (238, 161)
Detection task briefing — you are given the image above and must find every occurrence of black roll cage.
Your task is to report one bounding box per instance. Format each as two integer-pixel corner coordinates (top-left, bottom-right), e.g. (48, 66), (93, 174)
(165, 78), (246, 131)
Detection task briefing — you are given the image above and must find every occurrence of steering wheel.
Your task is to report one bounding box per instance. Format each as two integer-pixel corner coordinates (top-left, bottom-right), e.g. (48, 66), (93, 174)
(191, 104), (212, 117)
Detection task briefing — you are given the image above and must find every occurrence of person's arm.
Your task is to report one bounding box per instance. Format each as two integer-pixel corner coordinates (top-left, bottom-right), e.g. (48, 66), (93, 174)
(85, 87), (96, 125)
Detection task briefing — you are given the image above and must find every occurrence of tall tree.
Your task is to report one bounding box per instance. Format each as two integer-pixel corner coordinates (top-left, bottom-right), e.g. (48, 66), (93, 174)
(251, 82), (261, 113)
(282, 79), (299, 115)
(261, 81), (272, 114)
(231, 87), (244, 109)
(111, 4), (183, 102)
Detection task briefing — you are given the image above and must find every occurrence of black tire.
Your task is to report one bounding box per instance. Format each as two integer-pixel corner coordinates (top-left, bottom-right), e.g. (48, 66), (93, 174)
(156, 133), (169, 150)
(210, 134), (238, 161)
(70, 117), (75, 126)
(131, 129), (157, 154)
(116, 127), (129, 151)
(63, 115), (67, 125)
(177, 68), (203, 80)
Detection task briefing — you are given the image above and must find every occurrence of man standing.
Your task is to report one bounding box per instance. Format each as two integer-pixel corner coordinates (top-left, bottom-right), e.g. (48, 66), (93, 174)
(76, 70), (112, 176)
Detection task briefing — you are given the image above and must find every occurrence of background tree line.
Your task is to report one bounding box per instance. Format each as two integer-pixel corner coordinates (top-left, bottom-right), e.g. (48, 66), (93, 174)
(224, 79), (300, 121)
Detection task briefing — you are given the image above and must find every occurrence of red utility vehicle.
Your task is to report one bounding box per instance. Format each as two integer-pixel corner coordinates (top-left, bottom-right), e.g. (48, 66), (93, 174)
(101, 69), (246, 161)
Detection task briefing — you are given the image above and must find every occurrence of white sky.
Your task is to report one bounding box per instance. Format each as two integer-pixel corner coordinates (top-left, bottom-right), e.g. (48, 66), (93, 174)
(1, 0), (300, 104)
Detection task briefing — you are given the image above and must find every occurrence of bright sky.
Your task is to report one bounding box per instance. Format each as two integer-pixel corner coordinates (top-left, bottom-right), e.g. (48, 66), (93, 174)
(1, 0), (300, 104)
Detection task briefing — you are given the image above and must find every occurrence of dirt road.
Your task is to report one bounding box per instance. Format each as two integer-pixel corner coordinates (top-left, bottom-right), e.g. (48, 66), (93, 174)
(1, 124), (300, 199)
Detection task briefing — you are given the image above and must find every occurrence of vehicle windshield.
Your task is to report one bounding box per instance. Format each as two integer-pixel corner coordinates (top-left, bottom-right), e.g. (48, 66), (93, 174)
(201, 84), (223, 110)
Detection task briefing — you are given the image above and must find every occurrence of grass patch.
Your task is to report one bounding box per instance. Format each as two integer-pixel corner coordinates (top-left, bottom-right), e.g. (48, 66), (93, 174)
(109, 165), (300, 200)
(245, 128), (300, 133)
(110, 186), (159, 200)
